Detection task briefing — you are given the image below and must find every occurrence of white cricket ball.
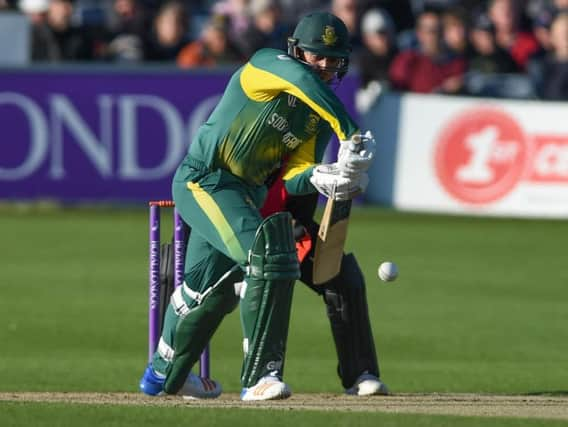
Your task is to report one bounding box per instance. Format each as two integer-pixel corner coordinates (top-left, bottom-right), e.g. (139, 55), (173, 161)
(378, 262), (398, 282)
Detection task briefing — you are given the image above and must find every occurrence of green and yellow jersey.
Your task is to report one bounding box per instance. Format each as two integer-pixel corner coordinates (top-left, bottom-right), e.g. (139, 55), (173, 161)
(180, 48), (359, 195)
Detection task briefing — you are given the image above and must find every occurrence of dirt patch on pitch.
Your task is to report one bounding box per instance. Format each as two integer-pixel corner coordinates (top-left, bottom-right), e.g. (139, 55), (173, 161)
(1, 392), (567, 420)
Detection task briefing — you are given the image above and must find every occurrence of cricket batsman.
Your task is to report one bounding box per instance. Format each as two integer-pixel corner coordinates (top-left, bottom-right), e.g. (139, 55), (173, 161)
(139, 11), (376, 401)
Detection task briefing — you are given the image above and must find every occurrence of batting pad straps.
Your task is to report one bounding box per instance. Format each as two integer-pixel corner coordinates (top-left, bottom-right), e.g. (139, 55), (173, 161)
(180, 266), (241, 306)
(171, 287), (190, 316)
(183, 282), (204, 305)
(158, 337), (175, 362)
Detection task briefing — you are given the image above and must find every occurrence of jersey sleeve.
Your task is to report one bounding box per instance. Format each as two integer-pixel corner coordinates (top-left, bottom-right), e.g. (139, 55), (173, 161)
(241, 49), (359, 141)
(281, 124), (333, 195)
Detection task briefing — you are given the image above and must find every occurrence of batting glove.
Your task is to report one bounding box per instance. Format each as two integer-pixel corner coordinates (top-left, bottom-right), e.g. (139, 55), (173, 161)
(338, 130), (376, 178)
(310, 163), (368, 201)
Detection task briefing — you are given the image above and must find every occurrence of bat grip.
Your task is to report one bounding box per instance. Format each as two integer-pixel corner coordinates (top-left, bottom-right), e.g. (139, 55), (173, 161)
(339, 139), (362, 178)
(348, 141), (360, 153)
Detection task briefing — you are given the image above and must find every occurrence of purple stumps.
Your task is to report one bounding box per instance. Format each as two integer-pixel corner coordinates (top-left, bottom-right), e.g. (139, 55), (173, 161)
(148, 200), (210, 379)
(148, 203), (161, 362)
(173, 208), (185, 288)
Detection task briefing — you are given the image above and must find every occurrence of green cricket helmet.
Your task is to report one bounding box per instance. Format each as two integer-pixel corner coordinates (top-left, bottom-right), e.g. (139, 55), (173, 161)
(287, 12), (351, 79)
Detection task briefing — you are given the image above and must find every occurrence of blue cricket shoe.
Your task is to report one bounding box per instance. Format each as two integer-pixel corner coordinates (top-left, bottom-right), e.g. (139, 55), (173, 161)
(139, 364), (222, 399)
(139, 364), (165, 396)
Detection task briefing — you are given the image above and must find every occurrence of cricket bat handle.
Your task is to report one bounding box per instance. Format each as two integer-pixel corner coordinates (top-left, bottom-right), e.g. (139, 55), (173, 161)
(349, 141), (360, 152)
(339, 137), (363, 179)
(349, 134), (364, 153)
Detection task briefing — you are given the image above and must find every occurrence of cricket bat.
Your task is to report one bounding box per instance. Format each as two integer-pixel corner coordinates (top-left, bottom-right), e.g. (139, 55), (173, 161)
(312, 140), (361, 285)
(312, 196), (353, 284)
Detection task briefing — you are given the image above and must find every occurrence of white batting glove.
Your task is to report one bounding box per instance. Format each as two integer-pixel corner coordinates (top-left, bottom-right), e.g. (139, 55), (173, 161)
(310, 163), (368, 201)
(338, 130), (376, 178)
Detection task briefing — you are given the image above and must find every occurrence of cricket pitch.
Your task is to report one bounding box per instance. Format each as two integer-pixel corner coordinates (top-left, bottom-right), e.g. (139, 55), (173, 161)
(1, 392), (567, 420)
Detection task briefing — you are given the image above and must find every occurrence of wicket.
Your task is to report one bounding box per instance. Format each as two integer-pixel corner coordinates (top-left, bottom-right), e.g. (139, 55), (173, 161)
(148, 200), (210, 379)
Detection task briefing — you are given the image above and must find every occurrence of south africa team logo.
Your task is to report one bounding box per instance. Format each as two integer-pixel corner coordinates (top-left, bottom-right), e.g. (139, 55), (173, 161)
(322, 26), (337, 46)
(305, 113), (320, 133)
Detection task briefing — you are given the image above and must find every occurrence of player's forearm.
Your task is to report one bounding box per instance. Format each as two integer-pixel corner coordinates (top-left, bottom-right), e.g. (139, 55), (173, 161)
(283, 168), (317, 195)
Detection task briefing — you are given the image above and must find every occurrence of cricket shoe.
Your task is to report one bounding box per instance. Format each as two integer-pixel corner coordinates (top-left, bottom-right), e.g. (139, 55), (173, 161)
(139, 364), (222, 399)
(345, 373), (389, 396)
(179, 372), (222, 399)
(240, 375), (291, 401)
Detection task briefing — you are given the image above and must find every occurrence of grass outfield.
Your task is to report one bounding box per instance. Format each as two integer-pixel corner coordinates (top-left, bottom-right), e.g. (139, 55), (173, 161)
(0, 206), (567, 425)
(3, 402), (568, 427)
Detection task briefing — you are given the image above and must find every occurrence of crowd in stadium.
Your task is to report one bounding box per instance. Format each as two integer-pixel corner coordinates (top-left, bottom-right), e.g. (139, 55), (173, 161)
(1, 0), (567, 101)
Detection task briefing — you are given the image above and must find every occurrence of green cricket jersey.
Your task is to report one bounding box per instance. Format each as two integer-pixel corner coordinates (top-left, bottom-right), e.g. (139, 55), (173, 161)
(179, 48), (359, 194)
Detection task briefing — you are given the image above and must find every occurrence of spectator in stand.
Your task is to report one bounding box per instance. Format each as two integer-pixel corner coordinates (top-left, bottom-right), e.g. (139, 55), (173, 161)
(532, 6), (555, 53)
(355, 8), (398, 112)
(212, 0), (252, 42)
(177, 13), (243, 68)
(529, 12), (568, 99)
(236, 0), (291, 59)
(143, 0), (191, 61)
(466, 11), (536, 99)
(441, 7), (472, 60)
(331, 0), (362, 52)
(487, 0), (540, 70)
(439, 7), (473, 94)
(553, 0), (568, 12)
(107, 0), (148, 38)
(357, 7), (398, 87)
(530, 0), (568, 56)
(44, 0), (94, 60)
(468, 12), (519, 74)
(102, 0), (150, 62)
(534, 0), (568, 53)
(389, 9), (466, 94)
(19, 0), (47, 23)
(19, 0), (60, 61)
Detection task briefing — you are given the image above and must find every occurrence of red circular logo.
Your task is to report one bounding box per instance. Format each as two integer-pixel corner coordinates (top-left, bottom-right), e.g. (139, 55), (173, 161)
(435, 108), (530, 204)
